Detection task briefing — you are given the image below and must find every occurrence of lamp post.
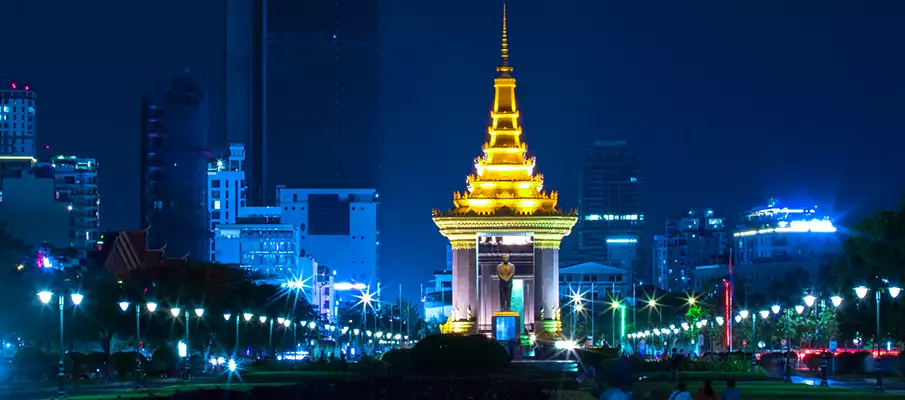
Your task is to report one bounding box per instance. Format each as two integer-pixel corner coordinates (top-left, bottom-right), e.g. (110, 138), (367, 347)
(37, 291), (83, 398)
(855, 284), (901, 393)
(118, 300), (156, 389)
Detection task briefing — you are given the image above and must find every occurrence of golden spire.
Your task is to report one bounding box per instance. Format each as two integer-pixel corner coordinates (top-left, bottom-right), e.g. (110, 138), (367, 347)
(497, 2), (513, 75)
(436, 1), (564, 217)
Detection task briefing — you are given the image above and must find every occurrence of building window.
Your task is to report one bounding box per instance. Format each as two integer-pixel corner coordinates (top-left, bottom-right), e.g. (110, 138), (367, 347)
(211, 180), (221, 188)
(213, 200), (221, 210)
(153, 200), (163, 210)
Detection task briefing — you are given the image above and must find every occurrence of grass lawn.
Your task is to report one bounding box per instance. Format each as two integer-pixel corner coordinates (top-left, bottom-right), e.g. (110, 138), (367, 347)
(630, 381), (899, 400)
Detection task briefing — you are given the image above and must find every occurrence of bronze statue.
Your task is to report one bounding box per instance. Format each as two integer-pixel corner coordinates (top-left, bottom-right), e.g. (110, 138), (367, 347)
(497, 254), (515, 310)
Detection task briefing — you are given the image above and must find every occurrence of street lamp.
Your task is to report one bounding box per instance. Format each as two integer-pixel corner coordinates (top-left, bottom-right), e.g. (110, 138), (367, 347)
(118, 300), (155, 389)
(771, 305), (781, 315)
(794, 305), (805, 315)
(803, 295), (817, 307)
(244, 313), (253, 322)
(172, 307), (204, 382)
(37, 290), (82, 398)
(855, 284), (902, 393)
(830, 296), (843, 308)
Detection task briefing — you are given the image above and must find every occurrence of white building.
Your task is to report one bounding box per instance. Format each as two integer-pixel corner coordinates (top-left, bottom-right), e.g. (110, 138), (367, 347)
(423, 269), (452, 323)
(208, 143), (247, 259)
(559, 262), (630, 303)
(212, 220), (301, 284)
(0, 81), (36, 157)
(277, 188), (378, 284)
(42, 156), (100, 255)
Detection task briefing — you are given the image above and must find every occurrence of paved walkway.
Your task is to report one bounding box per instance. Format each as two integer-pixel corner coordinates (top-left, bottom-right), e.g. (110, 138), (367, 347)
(790, 375), (905, 395)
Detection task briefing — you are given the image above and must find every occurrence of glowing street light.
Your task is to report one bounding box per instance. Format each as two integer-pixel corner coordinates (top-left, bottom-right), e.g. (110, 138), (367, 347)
(70, 293), (84, 306)
(146, 302), (158, 312)
(277, 317), (285, 325)
(715, 316), (724, 326)
(282, 319), (291, 327)
(830, 296), (843, 308)
(759, 310), (770, 319)
(739, 310), (749, 319)
(771, 305), (781, 315)
(795, 305), (805, 314)
(855, 286), (869, 299)
(194, 308), (204, 318)
(170, 308), (181, 317)
(890, 287), (902, 299)
(259, 316), (267, 323)
(37, 291), (53, 304)
(243, 313), (253, 322)
(803, 295), (817, 307)
(118, 301), (130, 312)
(223, 313), (231, 321)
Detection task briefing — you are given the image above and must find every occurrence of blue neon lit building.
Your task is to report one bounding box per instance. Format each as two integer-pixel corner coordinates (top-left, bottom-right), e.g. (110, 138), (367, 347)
(733, 197), (840, 266)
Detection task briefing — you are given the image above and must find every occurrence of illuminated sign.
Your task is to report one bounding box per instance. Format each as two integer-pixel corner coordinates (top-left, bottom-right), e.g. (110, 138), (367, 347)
(333, 282), (367, 291)
(734, 218), (837, 237)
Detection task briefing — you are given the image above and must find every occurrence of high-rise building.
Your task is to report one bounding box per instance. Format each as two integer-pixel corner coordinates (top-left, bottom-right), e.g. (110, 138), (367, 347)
(225, 0), (380, 205)
(139, 73), (211, 260)
(0, 80), (36, 157)
(207, 143), (247, 259)
(652, 208), (729, 292)
(37, 156), (101, 255)
(575, 140), (645, 282)
(225, 0), (266, 205)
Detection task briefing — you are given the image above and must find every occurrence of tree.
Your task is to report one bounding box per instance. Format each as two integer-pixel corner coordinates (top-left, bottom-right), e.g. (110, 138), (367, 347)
(831, 200), (905, 343)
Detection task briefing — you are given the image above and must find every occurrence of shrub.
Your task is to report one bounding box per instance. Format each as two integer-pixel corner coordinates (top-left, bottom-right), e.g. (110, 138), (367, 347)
(410, 334), (510, 376)
(381, 349), (414, 375)
(151, 345), (179, 371)
(109, 351), (148, 377)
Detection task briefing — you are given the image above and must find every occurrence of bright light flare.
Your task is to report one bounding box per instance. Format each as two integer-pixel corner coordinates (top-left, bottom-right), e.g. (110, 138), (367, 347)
(855, 286), (869, 299)
(771, 305), (781, 314)
(759, 310), (770, 319)
(37, 291), (53, 304)
(795, 305), (805, 314)
(146, 302), (158, 312)
(118, 301), (130, 311)
(70, 293), (84, 306)
(739, 310), (749, 319)
(194, 308), (204, 317)
(890, 287), (902, 299)
(803, 295), (816, 307)
(830, 296), (843, 308)
(223, 313), (231, 321)
(170, 307), (181, 317)
(243, 313), (253, 321)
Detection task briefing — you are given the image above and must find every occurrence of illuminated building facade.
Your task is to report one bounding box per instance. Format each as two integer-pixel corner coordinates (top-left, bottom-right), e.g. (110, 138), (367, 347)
(652, 208), (729, 292)
(207, 143), (248, 259)
(575, 140), (645, 282)
(37, 156), (101, 256)
(278, 188), (378, 284)
(433, 6), (577, 336)
(139, 73), (211, 260)
(212, 222), (300, 284)
(733, 197), (839, 265)
(0, 80), (36, 157)
(423, 269), (453, 324)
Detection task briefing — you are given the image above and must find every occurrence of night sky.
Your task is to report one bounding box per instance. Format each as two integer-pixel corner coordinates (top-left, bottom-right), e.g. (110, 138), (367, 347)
(3, 0), (905, 298)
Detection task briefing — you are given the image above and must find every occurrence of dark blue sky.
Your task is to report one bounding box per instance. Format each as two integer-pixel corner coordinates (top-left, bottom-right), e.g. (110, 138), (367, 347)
(3, 0), (905, 298)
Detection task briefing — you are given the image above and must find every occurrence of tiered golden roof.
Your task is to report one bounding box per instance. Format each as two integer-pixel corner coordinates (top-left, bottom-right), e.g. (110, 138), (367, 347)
(433, 3), (572, 218)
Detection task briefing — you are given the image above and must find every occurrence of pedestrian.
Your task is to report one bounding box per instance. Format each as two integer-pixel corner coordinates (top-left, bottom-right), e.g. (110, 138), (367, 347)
(669, 348), (681, 381)
(667, 382), (693, 400)
(694, 379), (716, 400)
(721, 379), (740, 400)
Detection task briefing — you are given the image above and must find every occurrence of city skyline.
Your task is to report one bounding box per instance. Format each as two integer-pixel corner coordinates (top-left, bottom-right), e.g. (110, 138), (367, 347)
(2, 0), (905, 298)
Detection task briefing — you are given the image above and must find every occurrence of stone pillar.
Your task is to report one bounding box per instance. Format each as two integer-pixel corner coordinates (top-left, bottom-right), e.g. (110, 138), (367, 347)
(452, 246), (477, 321)
(534, 247), (560, 320)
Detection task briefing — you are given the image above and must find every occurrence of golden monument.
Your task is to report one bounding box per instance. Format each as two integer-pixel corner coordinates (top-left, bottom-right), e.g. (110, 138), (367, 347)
(434, 3), (577, 336)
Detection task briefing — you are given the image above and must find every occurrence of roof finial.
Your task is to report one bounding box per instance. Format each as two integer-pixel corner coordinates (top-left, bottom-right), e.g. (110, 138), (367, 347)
(501, 2), (509, 66)
(497, 1), (513, 75)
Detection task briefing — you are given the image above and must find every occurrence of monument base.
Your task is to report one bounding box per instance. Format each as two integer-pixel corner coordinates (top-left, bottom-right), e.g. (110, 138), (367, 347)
(440, 319), (477, 335)
(492, 311), (521, 342)
(537, 319), (562, 335)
